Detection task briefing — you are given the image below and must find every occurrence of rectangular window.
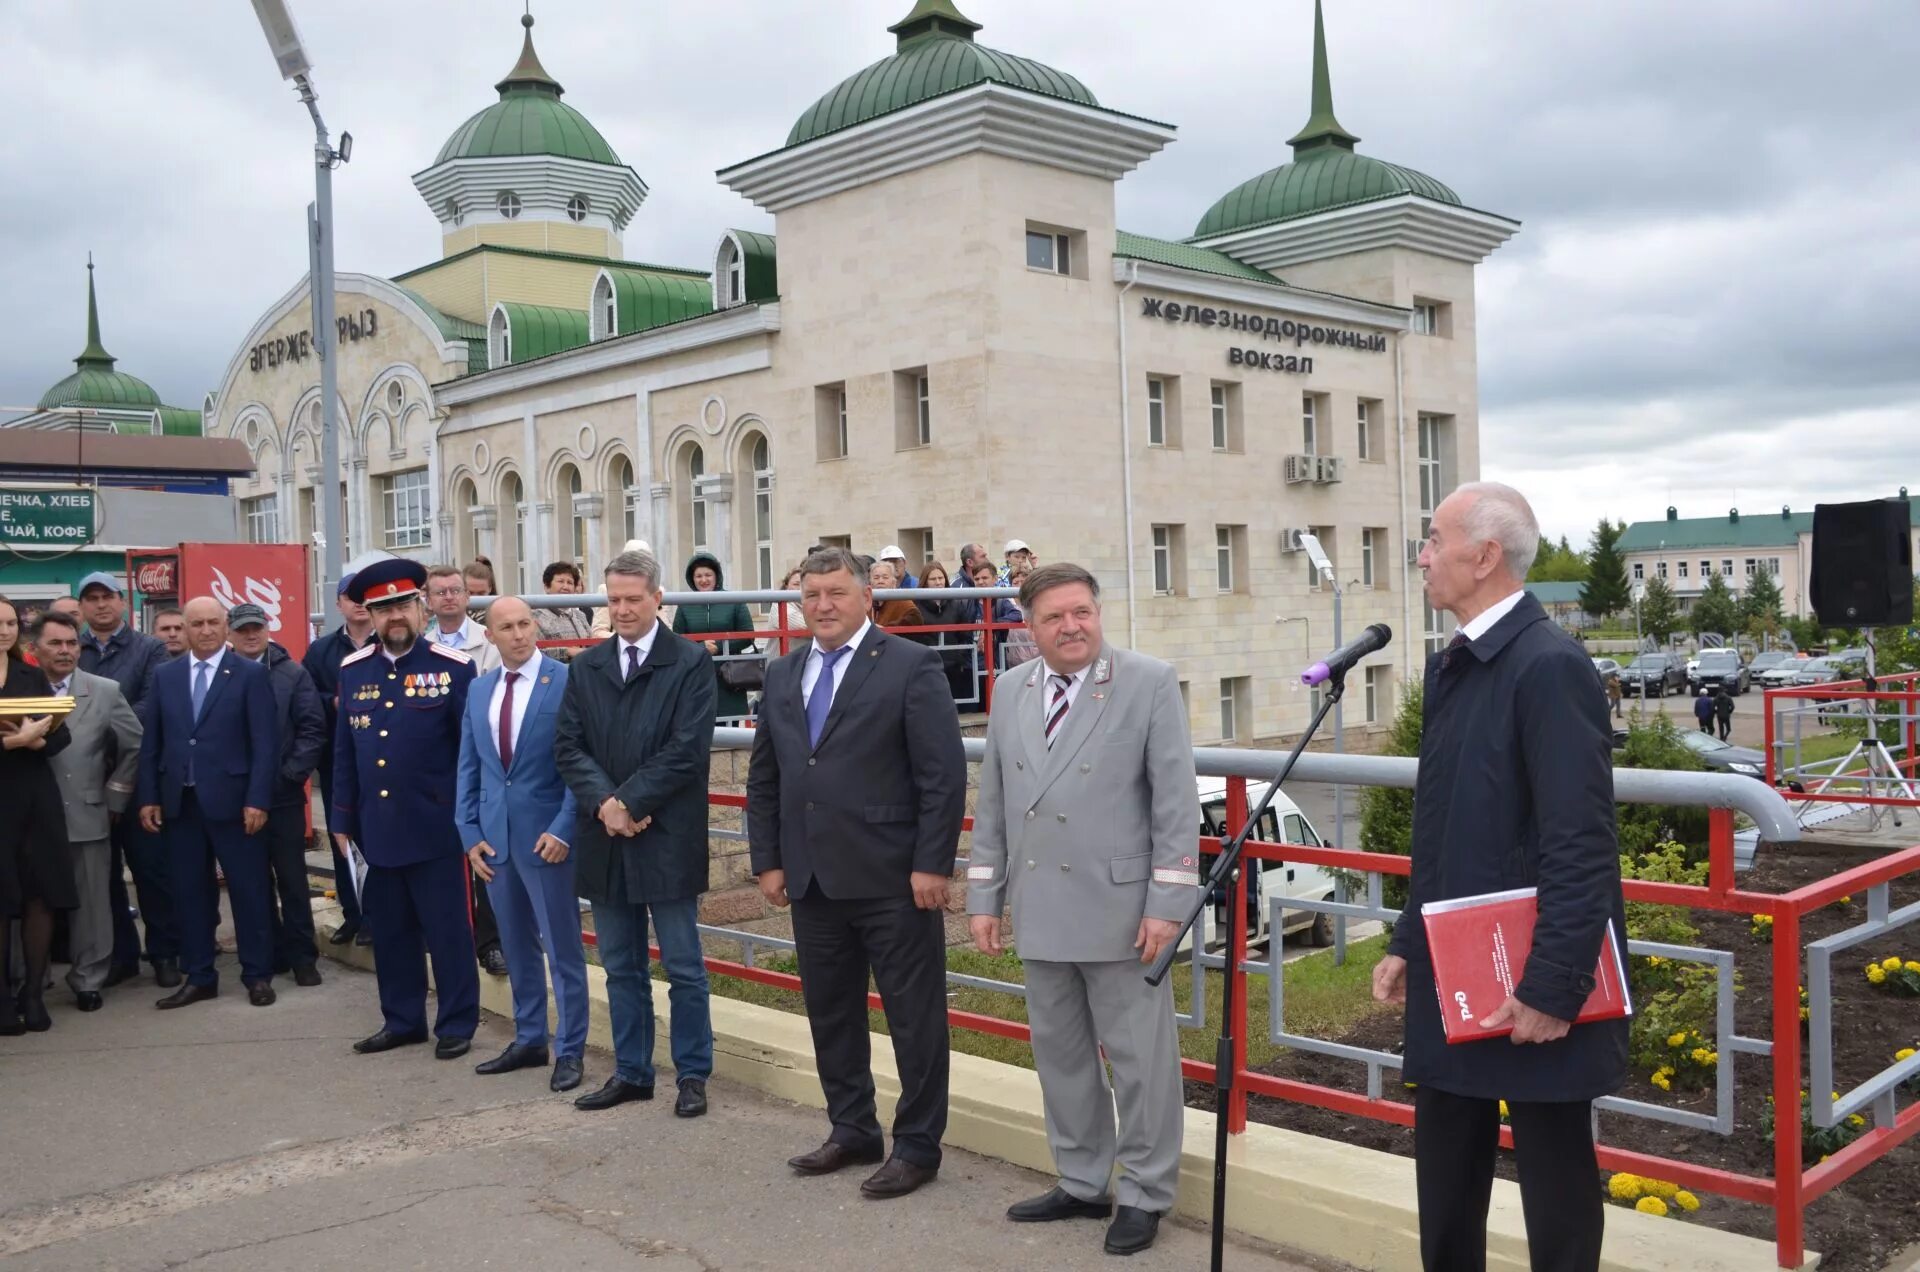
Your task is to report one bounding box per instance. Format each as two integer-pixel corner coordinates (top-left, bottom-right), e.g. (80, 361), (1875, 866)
(379, 469), (431, 549)
(1024, 224), (1075, 277)
(1424, 599), (1447, 658)
(1767, 557), (1781, 575)
(243, 495), (278, 544)
(817, 534), (852, 551)
(1362, 527), (1385, 588)
(1699, 560), (1711, 579)
(1306, 525), (1335, 589)
(893, 369), (931, 450)
(898, 527), (934, 571)
(1632, 561), (1644, 581)
(1214, 525), (1247, 593)
(1416, 412), (1452, 540)
(1211, 385), (1227, 450)
(1744, 558), (1757, 579)
(816, 383), (849, 460)
(1721, 559), (1734, 577)
(1356, 398), (1385, 461)
(1364, 665), (1388, 724)
(1147, 378), (1165, 447)
(1219, 676), (1251, 743)
(1301, 393), (1320, 454)
(1206, 380), (1242, 452)
(1677, 560), (1689, 579)
(1412, 298), (1452, 337)
(1151, 524), (1186, 596)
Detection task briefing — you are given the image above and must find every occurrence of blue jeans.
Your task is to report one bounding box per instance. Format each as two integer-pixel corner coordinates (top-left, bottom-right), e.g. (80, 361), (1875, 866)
(593, 897), (713, 1087)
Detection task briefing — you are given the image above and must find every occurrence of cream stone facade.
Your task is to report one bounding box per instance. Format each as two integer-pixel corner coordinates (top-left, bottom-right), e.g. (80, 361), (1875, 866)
(210, 2), (1518, 743)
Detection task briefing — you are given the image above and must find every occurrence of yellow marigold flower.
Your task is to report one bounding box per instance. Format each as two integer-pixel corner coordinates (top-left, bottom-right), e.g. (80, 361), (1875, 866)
(1690, 1047), (1714, 1065)
(1667, 1031), (1688, 1048)
(1636, 1196), (1669, 1216)
(1868, 966), (1888, 984)
(1608, 1173), (1641, 1201)
(1897, 1048), (1917, 1062)
(1905, 961), (1920, 974)
(1848, 1114), (1866, 1127)
(1675, 1190), (1701, 1212)
(1642, 1178), (1679, 1200)
(1839, 895), (1852, 904)
(1650, 1072), (1672, 1091)
(1883, 956), (1903, 971)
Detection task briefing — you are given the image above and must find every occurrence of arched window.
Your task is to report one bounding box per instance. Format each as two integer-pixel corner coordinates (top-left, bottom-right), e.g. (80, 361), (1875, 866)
(608, 454), (637, 544)
(591, 274), (616, 341)
(688, 449), (707, 550)
(745, 433), (773, 593)
(559, 463), (587, 569)
(719, 239), (744, 307)
(489, 308), (511, 367)
(497, 190), (521, 220)
(673, 442), (706, 559)
(453, 477), (479, 562)
(499, 471), (527, 593)
(567, 194), (590, 223)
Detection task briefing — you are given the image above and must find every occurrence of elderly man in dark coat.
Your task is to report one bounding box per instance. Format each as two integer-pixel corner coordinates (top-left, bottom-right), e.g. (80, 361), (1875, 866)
(1374, 481), (1627, 1272)
(554, 547), (718, 1117)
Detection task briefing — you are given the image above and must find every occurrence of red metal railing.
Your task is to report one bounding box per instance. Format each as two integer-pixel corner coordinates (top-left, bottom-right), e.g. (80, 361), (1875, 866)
(1764, 670), (1920, 804)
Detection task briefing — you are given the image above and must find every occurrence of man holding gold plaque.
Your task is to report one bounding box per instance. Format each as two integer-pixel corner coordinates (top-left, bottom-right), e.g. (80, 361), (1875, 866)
(0, 595), (76, 1035)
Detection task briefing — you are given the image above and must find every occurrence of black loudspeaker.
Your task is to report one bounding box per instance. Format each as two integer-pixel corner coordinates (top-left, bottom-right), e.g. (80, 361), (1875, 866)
(1809, 498), (1914, 626)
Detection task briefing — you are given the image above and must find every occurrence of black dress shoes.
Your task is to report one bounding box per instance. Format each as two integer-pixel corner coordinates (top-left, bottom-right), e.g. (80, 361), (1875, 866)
(860, 1157), (938, 1200)
(246, 981), (277, 1007)
(1007, 1185), (1113, 1223)
(157, 983), (217, 1010)
(788, 1140), (885, 1176)
(434, 1037), (472, 1061)
(674, 1078), (708, 1118)
(328, 922), (358, 946)
(19, 994), (52, 1033)
(103, 963), (139, 989)
(153, 959), (183, 989)
(1103, 1206), (1162, 1256)
(293, 964), (323, 987)
(74, 991), (105, 1013)
(474, 1043), (548, 1075)
(550, 1055), (584, 1093)
(479, 946), (509, 976)
(573, 1076), (653, 1110)
(353, 1028), (428, 1054)
(353, 927), (374, 948)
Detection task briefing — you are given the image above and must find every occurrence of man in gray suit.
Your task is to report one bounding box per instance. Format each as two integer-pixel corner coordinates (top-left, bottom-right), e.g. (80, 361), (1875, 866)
(32, 611), (142, 1010)
(967, 562), (1200, 1256)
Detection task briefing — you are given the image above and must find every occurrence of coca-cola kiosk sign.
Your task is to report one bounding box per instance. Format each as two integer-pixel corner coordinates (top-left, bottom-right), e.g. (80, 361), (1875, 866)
(125, 543), (310, 658)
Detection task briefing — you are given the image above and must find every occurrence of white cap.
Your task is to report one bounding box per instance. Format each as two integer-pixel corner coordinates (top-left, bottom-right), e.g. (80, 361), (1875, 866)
(1005, 539), (1030, 554)
(878, 544), (906, 561)
(621, 538), (653, 555)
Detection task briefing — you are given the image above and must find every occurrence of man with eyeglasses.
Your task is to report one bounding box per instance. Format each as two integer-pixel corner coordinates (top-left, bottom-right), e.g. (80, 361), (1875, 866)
(424, 566), (501, 675)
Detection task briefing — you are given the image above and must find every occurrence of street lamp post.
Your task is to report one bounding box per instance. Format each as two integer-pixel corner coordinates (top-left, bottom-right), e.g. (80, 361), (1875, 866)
(1632, 578), (1648, 712)
(251, 0), (350, 630)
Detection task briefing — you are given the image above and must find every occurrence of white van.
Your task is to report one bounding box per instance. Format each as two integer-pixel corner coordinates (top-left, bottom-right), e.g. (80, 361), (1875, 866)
(1193, 777), (1339, 949)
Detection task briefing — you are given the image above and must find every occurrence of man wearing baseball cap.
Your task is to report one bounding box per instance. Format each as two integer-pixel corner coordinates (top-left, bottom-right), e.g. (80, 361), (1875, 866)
(997, 540), (1036, 586)
(75, 570), (177, 988)
(877, 545), (919, 589)
(229, 603), (328, 986)
(302, 572), (377, 947)
(333, 559), (481, 1059)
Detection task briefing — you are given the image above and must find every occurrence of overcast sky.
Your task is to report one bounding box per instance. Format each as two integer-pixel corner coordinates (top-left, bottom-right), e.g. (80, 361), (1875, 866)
(4, 1), (1915, 545)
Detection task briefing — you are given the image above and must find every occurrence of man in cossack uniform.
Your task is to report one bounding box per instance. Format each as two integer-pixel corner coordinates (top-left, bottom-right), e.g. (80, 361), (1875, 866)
(331, 559), (481, 1060)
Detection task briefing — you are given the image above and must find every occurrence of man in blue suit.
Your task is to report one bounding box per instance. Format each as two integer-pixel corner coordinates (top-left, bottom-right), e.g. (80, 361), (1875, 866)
(456, 596), (589, 1092)
(135, 596), (280, 1008)
(333, 559), (481, 1060)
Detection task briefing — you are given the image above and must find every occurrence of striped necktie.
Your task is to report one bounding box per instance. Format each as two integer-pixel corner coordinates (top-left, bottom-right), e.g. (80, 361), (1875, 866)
(1045, 673), (1072, 748)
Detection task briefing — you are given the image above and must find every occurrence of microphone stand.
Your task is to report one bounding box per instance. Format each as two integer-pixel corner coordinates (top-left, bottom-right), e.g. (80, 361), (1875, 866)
(1148, 670), (1349, 1272)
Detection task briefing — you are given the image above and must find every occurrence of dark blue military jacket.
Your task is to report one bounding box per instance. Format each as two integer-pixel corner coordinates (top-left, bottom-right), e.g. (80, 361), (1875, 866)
(332, 636), (475, 868)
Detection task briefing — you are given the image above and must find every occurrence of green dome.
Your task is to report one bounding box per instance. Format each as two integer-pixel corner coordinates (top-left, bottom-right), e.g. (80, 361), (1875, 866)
(38, 261), (162, 412)
(1193, 150), (1458, 239)
(788, 0), (1096, 147)
(1190, 0), (1458, 240)
(433, 15), (622, 167)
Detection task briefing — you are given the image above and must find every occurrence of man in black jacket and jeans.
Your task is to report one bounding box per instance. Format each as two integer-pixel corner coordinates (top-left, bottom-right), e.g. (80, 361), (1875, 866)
(555, 547), (718, 1117)
(229, 604), (328, 985)
(1374, 483), (1626, 1272)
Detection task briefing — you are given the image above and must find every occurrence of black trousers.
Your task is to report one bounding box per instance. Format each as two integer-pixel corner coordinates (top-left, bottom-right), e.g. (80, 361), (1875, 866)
(790, 891), (949, 1169)
(471, 869), (500, 957)
(316, 773), (363, 929)
(263, 803), (317, 970)
(1414, 1085), (1603, 1272)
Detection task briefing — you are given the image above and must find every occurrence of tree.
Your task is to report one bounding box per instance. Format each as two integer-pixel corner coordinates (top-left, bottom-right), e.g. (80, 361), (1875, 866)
(1740, 568), (1784, 632)
(1527, 534), (1590, 584)
(1353, 684), (1423, 916)
(1580, 518), (1631, 620)
(1690, 572), (1740, 637)
(1639, 575), (1681, 641)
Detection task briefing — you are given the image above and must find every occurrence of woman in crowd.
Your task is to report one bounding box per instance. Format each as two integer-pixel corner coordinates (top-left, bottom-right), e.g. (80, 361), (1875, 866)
(773, 566), (807, 655)
(968, 561), (1028, 677)
(0, 596), (75, 1035)
(869, 560), (927, 638)
(671, 551), (760, 724)
(913, 562), (975, 703)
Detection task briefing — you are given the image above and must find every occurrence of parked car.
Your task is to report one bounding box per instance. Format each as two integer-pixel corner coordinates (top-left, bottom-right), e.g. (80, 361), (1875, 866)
(1192, 778), (1336, 950)
(1592, 657), (1623, 683)
(1613, 729), (1768, 780)
(1759, 656), (1812, 688)
(1792, 658), (1844, 687)
(1747, 651), (1792, 679)
(1620, 654), (1686, 697)
(1690, 649), (1751, 696)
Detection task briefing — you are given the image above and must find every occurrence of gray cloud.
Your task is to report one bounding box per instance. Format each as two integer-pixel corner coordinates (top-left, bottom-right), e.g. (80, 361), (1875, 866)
(4, 0), (1913, 545)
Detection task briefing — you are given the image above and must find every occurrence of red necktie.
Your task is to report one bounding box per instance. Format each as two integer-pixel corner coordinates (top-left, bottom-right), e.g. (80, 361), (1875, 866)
(498, 670), (520, 770)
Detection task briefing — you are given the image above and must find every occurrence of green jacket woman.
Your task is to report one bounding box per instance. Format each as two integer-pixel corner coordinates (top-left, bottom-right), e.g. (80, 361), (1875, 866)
(671, 550), (759, 722)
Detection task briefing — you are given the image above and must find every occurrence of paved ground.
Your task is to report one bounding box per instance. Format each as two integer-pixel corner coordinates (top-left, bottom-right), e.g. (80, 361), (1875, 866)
(0, 955), (1322, 1272)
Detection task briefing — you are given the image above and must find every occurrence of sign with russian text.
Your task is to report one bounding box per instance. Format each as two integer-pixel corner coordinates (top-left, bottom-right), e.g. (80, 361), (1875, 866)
(1138, 294), (1390, 377)
(0, 486), (96, 547)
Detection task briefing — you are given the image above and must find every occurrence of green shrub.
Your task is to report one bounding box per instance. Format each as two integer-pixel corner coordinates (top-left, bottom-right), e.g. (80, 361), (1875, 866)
(1613, 716), (1710, 862)
(1621, 840), (1722, 1087)
(1352, 683), (1422, 914)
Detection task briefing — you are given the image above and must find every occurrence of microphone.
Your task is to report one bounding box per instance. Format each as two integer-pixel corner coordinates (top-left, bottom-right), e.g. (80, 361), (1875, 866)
(1300, 623), (1392, 686)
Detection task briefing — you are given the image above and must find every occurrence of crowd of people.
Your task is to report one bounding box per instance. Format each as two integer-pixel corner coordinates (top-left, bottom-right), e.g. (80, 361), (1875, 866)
(1, 483), (1636, 1269)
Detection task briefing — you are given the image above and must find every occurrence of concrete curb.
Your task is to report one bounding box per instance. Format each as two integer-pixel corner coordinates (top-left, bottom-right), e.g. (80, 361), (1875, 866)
(314, 904), (1798, 1271)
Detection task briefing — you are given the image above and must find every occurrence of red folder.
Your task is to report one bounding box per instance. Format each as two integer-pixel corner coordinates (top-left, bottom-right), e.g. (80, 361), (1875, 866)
(1420, 887), (1631, 1044)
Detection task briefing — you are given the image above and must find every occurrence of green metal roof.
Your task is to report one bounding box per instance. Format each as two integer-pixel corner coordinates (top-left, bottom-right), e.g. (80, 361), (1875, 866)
(728, 230), (779, 302)
(1113, 231), (1287, 287)
(392, 243), (707, 285)
(788, 0), (1096, 146)
(496, 302), (590, 364)
(1617, 509), (1810, 552)
(603, 269), (713, 336)
(433, 15), (623, 167)
(155, 407), (203, 437)
(1190, 0), (1458, 240)
(1525, 582), (1586, 606)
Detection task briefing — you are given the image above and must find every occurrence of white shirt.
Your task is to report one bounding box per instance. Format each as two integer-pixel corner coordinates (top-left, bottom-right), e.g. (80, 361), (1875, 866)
(801, 619), (873, 704)
(49, 674), (72, 697)
(189, 645), (227, 684)
(618, 621), (660, 674)
(487, 652), (547, 760)
(1038, 661), (1091, 723)
(1458, 588), (1527, 643)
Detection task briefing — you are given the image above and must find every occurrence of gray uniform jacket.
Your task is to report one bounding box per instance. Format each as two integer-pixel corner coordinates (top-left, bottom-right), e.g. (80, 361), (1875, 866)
(45, 669), (143, 844)
(967, 644), (1201, 963)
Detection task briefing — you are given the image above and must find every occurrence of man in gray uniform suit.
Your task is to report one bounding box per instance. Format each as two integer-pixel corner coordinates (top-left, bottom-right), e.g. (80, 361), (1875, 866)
(32, 611), (142, 1009)
(967, 562), (1200, 1257)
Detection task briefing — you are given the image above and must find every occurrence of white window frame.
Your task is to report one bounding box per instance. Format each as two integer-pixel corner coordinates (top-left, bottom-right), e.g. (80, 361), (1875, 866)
(837, 388), (849, 458)
(1215, 526), (1233, 593)
(752, 436), (773, 594)
(689, 450), (708, 551)
(593, 276), (616, 340)
(1147, 378), (1166, 447)
(380, 469), (432, 550)
(1413, 301), (1440, 335)
(1657, 560), (1668, 580)
(1361, 527), (1377, 588)
(1025, 229), (1070, 276)
(497, 190), (521, 220)
(916, 374), (931, 447)
(1152, 525), (1172, 595)
(566, 194), (589, 223)
(1364, 665), (1386, 724)
(1678, 560), (1689, 579)
(1721, 559), (1734, 577)
(243, 495), (278, 544)
(1211, 385), (1228, 451)
(1219, 678), (1237, 742)
(1633, 561), (1645, 581)
(1356, 399), (1371, 460)
(1302, 393), (1318, 454)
